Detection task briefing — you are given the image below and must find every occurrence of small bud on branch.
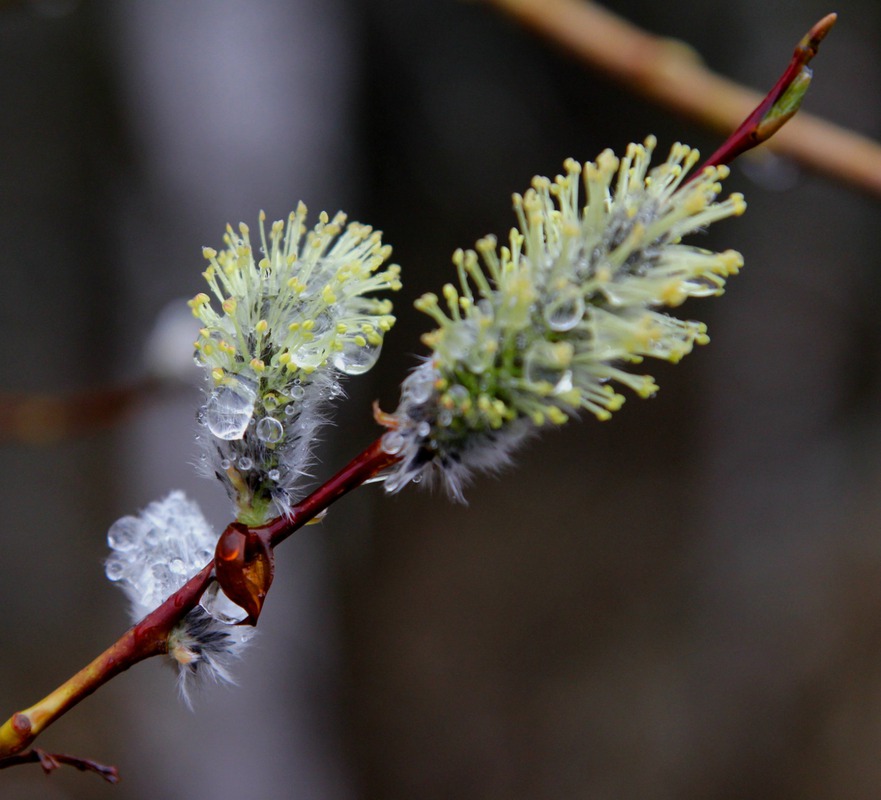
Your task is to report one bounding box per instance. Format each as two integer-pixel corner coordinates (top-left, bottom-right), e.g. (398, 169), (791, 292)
(698, 13), (837, 172)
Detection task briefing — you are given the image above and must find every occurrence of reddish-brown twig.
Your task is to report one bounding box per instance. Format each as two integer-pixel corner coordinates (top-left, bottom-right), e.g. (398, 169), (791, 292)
(0, 436), (398, 776)
(697, 14), (836, 172)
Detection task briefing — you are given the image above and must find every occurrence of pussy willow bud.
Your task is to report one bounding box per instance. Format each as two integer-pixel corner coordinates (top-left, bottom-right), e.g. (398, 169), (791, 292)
(379, 138), (745, 500)
(105, 492), (252, 704)
(189, 204), (401, 523)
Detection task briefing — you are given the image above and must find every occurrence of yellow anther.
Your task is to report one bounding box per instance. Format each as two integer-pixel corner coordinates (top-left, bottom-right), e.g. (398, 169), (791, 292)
(188, 293), (210, 308)
(547, 407), (568, 425)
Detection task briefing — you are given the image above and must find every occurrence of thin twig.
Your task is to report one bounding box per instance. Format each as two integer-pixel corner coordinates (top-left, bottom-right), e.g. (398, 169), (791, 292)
(0, 437), (398, 766)
(483, 0), (881, 197)
(0, 747), (120, 784)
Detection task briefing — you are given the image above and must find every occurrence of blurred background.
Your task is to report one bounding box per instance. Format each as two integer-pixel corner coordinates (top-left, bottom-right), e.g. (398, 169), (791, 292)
(1, 0), (881, 798)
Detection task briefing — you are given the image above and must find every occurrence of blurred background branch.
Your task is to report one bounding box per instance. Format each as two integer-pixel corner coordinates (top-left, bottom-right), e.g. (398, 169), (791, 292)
(484, 0), (881, 196)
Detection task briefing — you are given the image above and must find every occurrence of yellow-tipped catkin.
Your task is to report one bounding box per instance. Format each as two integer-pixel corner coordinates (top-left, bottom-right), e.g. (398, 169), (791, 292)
(381, 138), (745, 500)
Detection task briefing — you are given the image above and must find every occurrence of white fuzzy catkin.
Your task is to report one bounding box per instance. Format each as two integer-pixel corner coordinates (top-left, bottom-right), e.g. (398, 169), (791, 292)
(105, 491), (252, 703)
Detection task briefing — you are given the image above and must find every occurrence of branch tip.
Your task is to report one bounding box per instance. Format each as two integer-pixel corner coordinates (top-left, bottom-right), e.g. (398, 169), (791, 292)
(0, 748), (120, 784)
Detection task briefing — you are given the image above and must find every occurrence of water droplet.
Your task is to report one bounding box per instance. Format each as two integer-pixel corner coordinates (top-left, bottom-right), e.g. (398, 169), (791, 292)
(407, 370), (436, 404)
(238, 456), (253, 471)
(417, 421), (431, 438)
(205, 376), (257, 440)
(332, 338), (382, 375)
(440, 323), (476, 361)
(438, 409), (453, 427)
(293, 343), (326, 370)
(312, 311), (333, 336)
(107, 516), (142, 552)
(169, 558), (187, 576)
(256, 416), (284, 444)
(263, 393), (279, 411)
(464, 344), (494, 374)
(290, 384), (306, 401)
(152, 562), (173, 591)
(199, 581), (249, 625)
(448, 385), (469, 405)
(554, 370), (574, 394)
(381, 430), (406, 455)
(284, 403), (297, 416)
(220, 458), (231, 470)
(105, 556), (128, 582)
(524, 340), (575, 394)
(268, 468), (281, 482)
(543, 287), (585, 331)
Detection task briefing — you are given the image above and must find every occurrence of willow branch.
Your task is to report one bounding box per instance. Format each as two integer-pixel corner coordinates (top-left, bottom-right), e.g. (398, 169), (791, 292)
(0, 377), (161, 445)
(0, 437), (399, 773)
(0, 8), (844, 774)
(484, 0), (881, 197)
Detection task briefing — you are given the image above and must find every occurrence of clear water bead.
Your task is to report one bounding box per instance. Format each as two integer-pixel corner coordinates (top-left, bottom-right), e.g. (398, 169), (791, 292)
(205, 376), (257, 440)
(464, 344), (493, 374)
(200, 581), (249, 625)
(256, 416), (284, 444)
(543, 287), (585, 331)
(332, 339), (382, 375)
(169, 558), (188, 576)
(448, 384), (469, 404)
(105, 556), (128, 582)
(524, 340), (574, 394)
(107, 516), (143, 551)
(441, 323), (477, 361)
(238, 456), (253, 471)
(381, 430), (406, 455)
(407, 370), (436, 404)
